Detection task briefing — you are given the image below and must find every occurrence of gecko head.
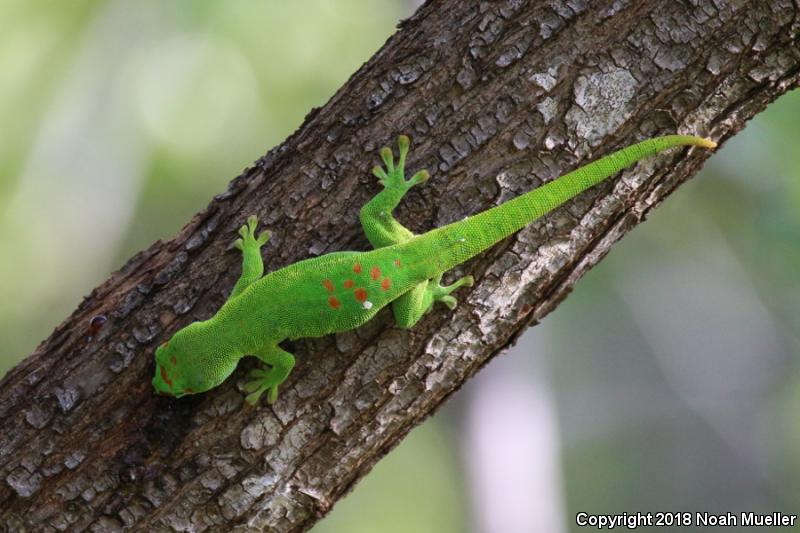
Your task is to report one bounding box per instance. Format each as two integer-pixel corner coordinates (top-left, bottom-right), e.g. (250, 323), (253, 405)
(153, 340), (181, 397)
(152, 322), (232, 398)
(152, 329), (198, 398)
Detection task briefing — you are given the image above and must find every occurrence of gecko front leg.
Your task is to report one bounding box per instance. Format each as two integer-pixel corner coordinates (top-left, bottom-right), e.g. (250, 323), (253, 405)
(242, 345), (295, 404)
(230, 215), (271, 299)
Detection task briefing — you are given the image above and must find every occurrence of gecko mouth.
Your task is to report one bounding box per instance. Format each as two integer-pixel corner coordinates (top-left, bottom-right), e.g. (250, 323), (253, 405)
(152, 363), (196, 397)
(153, 363), (174, 395)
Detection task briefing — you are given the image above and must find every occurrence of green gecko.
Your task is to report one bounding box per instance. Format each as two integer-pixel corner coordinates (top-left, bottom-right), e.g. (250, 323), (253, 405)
(153, 134), (716, 404)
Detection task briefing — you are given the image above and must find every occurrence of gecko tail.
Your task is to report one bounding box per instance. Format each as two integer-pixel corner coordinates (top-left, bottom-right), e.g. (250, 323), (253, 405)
(406, 135), (716, 278)
(694, 137), (717, 149)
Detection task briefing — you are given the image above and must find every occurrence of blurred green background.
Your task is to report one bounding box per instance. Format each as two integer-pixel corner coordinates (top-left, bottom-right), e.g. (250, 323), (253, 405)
(1, 1), (798, 531)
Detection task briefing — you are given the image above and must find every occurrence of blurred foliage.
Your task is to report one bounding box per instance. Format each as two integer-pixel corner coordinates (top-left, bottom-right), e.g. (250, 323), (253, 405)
(1, 1), (799, 531)
(314, 422), (468, 533)
(550, 89), (800, 527)
(0, 0), (408, 369)
(0, 2), (473, 531)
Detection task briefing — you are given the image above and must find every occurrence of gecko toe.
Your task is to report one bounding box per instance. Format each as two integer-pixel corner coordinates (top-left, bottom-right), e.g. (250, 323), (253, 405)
(245, 389), (265, 405)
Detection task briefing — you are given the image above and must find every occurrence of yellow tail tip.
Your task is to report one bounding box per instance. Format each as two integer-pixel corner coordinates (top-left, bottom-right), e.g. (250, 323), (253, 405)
(695, 137), (717, 149)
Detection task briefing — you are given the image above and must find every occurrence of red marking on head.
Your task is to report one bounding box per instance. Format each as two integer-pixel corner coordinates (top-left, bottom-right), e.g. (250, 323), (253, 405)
(353, 263), (362, 274)
(184, 387), (194, 394)
(160, 365), (173, 388)
(371, 266), (382, 280)
(354, 288), (368, 302)
(381, 278), (392, 291)
(322, 279), (335, 292)
(394, 258), (401, 267)
(343, 279), (354, 289)
(170, 355), (177, 366)
(328, 296), (341, 309)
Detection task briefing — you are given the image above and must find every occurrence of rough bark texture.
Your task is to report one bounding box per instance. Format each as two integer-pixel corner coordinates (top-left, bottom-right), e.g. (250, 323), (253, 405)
(1, 0), (798, 531)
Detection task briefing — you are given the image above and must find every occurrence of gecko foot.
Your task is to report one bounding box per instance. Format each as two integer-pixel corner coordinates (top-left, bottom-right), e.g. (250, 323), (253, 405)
(234, 215), (271, 253)
(432, 275), (474, 310)
(243, 368), (284, 405)
(371, 135), (429, 190)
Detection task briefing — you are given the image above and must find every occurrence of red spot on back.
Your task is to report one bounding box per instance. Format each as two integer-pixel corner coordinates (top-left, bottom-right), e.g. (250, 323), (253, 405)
(354, 288), (368, 302)
(328, 296), (341, 309)
(394, 258), (401, 267)
(343, 279), (354, 289)
(353, 263), (362, 274)
(184, 387), (194, 394)
(322, 279), (335, 292)
(170, 355), (177, 366)
(371, 266), (382, 280)
(381, 278), (392, 290)
(160, 365), (173, 387)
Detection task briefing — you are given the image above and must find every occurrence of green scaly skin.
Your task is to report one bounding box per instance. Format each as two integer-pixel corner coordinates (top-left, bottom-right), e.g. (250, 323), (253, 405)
(153, 134), (716, 404)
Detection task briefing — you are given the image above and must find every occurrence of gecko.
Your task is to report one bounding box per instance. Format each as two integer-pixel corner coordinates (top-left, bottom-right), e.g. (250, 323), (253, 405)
(152, 134), (716, 404)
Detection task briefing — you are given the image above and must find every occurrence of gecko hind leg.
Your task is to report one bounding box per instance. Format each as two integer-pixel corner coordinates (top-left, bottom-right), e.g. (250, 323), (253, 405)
(392, 273), (475, 328)
(359, 135), (429, 249)
(392, 281), (433, 328)
(430, 273), (475, 310)
(242, 345), (295, 404)
(359, 137), (475, 328)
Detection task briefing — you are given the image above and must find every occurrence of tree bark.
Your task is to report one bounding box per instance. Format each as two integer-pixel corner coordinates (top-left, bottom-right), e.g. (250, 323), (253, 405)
(1, 0), (798, 531)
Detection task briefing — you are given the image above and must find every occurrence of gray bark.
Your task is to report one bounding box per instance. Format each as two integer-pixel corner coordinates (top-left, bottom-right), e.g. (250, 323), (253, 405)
(1, 0), (798, 531)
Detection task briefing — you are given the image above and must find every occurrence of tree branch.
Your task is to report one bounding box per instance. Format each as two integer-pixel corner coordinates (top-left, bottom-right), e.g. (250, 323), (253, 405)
(1, 0), (798, 530)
